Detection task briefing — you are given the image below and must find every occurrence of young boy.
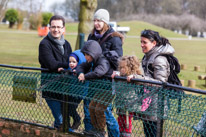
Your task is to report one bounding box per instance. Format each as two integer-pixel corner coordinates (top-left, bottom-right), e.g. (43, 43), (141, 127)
(67, 49), (86, 131)
(77, 40), (113, 137)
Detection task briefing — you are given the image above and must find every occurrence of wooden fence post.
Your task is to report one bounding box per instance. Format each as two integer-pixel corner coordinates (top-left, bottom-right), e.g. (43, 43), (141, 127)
(188, 80), (196, 88)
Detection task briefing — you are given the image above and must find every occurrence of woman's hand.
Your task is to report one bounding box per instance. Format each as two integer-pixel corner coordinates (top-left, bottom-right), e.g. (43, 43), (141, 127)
(111, 71), (120, 79)
(78, 73), (85, 82)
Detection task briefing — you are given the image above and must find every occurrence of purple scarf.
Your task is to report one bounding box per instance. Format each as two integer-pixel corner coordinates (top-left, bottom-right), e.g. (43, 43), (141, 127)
(94, 30), (104, 39)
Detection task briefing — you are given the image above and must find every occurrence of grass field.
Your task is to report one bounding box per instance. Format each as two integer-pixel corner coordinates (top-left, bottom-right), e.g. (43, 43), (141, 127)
(0, 21), (206, 90)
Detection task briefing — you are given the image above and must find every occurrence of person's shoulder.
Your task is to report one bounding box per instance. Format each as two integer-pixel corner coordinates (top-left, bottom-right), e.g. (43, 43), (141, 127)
(154, 55), (169, 65)
(65, 39), (71, 45)
(39, 36), (51, 46)
(98, 55), (110, 64)
(107, 31), (123, 43)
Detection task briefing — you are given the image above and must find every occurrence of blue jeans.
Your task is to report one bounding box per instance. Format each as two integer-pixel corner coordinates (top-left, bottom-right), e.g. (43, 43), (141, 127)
(84, 99), (120, 137)
(105, 104), (120, 137)
(83, 98), (93, 131)
(45, 99), (63, 128)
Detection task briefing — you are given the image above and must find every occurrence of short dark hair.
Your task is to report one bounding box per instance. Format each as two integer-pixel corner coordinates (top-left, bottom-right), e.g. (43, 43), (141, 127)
(49, 15), (65, 27)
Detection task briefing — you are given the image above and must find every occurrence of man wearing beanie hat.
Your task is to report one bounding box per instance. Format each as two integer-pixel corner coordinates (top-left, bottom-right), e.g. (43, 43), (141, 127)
(85, 8), (125, 137)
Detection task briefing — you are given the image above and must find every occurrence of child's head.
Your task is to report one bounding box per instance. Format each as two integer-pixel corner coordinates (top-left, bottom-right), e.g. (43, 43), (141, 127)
(81, 40), (102, 63)
(118, 55), (142, 76)
(69, 53), (79, 69)
(84, 53), (93, 63)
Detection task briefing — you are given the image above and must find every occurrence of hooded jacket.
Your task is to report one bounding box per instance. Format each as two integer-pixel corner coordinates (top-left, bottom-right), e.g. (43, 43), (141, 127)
(68, 49), (86, 70)
(141, 43), (175, 82)
(76, 40), (112, 79)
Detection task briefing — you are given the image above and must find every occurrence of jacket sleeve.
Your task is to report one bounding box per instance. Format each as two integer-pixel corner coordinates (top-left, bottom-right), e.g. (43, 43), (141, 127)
(76, 62), (92, 75)
(39, 41), (69, 71)
(84, 59), (110, 79)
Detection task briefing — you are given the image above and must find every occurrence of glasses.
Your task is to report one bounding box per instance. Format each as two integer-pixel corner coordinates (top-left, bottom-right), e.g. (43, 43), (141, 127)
(50, 26), (64, 30)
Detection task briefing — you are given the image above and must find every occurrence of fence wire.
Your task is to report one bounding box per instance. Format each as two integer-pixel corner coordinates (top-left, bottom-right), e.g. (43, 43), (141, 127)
(0, 68), (206, 137)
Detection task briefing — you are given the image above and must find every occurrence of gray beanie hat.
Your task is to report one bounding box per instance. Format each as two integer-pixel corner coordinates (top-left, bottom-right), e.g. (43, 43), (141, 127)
(94, 9), (110, 25)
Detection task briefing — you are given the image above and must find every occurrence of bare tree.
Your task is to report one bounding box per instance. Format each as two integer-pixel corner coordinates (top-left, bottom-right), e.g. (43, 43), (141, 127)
(189, 0), (206, 20)
(160, 0), (181, 14)
(63, 0), (80, 21)
(0, 0), (9, 21)
(75, 0), (97, 50)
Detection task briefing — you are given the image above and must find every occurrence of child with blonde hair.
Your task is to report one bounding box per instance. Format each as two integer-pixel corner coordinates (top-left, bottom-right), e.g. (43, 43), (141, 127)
(112, 55), (142, 137)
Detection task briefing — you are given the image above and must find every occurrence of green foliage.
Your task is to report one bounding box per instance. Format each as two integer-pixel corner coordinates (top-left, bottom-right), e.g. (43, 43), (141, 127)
(41, 12), (53, 26)
(5, 9), (18, 26)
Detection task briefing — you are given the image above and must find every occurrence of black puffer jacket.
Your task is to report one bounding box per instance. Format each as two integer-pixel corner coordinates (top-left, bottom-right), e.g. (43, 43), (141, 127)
(88, 27), (123, 57)
(76, 40), (112, 79)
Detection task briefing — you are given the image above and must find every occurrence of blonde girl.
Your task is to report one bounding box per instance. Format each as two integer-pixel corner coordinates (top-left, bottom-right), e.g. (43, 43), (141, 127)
(112, 55), (142, 137)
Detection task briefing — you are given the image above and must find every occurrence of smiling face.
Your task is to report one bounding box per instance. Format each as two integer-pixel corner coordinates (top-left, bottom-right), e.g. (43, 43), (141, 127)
(94, 19), (105, 31)
(49, 20), (65, 40)
(140, 37), (156, 53)
(69, 56), (78, 69)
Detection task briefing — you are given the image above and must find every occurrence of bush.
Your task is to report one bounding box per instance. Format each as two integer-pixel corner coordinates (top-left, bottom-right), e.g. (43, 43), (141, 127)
(29, 13), (42, 30)
(17, 11), (24, 30)
(41, 12), (53, 26)
(5, 9), (18, 28)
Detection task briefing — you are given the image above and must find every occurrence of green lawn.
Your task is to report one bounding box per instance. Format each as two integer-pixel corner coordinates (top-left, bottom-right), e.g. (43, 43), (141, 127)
(0, 21), (206, 90)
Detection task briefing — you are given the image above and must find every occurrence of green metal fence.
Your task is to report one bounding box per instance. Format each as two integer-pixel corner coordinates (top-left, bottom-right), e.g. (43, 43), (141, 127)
(0, 66), (206, 137)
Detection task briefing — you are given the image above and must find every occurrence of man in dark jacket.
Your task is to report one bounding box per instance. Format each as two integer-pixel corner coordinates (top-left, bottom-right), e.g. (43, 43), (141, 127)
(38, 15), (72, 129)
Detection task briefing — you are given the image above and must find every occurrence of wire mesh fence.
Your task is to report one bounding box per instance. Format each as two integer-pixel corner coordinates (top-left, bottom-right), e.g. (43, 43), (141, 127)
(0, 67), (206, 137)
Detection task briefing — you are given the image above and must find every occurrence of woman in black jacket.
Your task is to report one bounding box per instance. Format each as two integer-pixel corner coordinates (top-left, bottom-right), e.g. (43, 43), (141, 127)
(85, 9), (123, 137)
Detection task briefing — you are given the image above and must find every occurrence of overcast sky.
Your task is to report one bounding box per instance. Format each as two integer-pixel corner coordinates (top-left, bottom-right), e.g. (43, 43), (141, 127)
(44, 0), (65, 11)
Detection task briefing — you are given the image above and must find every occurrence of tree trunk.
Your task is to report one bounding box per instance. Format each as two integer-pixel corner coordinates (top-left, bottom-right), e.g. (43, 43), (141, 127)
(9, 22), (15, 28)
(75, 0), (97, 50)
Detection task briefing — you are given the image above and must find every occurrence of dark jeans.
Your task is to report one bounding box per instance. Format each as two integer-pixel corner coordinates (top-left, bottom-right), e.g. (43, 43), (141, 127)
(143, 121), (157, 137)
(45, 99), (63, 128)
(68, 96), (82, 127)
(143, 120), (164, 137)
